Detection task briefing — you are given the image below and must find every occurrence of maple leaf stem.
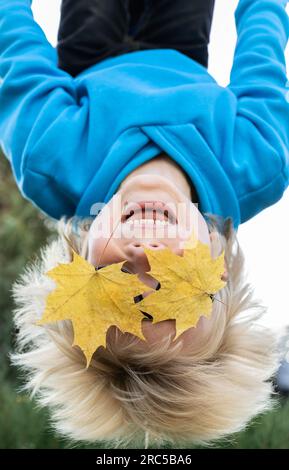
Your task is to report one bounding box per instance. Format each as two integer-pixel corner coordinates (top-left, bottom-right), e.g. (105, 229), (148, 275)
(96, 204), (127, 270)
(191, 284), (227, 307)
(213, 297), (227, 307)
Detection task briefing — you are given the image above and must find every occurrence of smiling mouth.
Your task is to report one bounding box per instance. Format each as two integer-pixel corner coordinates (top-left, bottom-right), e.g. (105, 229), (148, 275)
(121, 201), (178, 224)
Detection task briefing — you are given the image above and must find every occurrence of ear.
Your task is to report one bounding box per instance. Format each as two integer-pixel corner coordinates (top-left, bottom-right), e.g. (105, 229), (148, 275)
(221, 265), (229, 282)
(223, 217), (234, 241)
(209, 231), (228, 282)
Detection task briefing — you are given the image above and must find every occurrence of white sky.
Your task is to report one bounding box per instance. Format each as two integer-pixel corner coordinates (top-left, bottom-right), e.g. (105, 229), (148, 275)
(31, 0), (289, 330)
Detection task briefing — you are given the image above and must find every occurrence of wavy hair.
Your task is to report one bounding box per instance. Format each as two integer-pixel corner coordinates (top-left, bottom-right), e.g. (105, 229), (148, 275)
(10, 214), (279, 448)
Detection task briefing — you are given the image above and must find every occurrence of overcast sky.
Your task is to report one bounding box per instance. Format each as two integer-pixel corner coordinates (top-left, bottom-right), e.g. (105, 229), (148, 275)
(31, 0), (289, 330)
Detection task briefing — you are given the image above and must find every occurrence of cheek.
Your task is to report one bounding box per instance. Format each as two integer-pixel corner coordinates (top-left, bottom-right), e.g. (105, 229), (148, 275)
(181, 213), (211, 249)
(87, 213), (120, 266)
(196, 217), (211, 246)
(87, 236), (106, 266)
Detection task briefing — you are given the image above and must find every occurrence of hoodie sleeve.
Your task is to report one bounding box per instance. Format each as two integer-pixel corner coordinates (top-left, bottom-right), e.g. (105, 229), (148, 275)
(227, 0), (289, 223)
(0, 0), (88, 218)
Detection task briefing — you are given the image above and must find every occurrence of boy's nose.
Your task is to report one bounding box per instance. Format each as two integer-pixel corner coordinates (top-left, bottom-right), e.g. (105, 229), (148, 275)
(124, 241), (166, 273)
(129, 241), (166, 252)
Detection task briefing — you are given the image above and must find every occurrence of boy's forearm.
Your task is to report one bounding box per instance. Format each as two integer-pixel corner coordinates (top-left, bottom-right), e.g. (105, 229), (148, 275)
(228, 0), (289, 148)
(230, 0), (289, 91)
(225, 0), (289, 224)
(0, 0), (59, 81)
(0, 0), (75, 177)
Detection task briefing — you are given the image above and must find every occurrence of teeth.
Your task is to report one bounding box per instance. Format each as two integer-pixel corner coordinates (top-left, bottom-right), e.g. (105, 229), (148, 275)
(125, 219), (170, 226)
(140, 219), (154, 225)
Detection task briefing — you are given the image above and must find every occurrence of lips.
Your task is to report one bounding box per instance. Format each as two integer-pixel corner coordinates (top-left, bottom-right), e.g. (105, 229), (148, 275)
(121, 201), (178, 224)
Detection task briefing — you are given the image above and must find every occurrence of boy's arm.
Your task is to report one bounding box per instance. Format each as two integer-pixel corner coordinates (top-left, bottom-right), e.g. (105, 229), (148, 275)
(227, 0), (289, 223)
(0, 0), (87, 217)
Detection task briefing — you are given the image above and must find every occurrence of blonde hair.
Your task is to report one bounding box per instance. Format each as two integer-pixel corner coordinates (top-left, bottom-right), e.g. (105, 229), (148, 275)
(11, 214), (279, 448)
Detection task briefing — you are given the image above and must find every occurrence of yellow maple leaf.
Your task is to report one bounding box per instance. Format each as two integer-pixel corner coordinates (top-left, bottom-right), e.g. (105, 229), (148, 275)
(139, 239), (227, 337)
(38, 251), (147, 366)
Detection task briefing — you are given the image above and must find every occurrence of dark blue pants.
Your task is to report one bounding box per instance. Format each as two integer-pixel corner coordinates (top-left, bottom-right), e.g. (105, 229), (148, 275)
(57, 0), (215, 77)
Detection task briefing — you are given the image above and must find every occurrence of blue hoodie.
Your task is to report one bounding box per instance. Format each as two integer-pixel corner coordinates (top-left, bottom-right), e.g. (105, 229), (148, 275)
(1, 0), (289, 230)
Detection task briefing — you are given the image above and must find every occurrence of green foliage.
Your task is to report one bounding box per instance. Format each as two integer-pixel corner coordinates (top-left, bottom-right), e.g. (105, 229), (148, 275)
(0, 157), (52, 382)
(0, 383), (64, 449)
(1, 155), (289, 449)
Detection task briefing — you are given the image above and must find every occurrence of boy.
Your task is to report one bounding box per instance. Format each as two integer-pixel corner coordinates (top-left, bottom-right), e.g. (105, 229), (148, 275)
(1, 0), (289, 448)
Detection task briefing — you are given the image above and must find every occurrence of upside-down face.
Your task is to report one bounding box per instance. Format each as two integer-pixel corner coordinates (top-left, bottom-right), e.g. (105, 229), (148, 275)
(87, 168), (228, 349)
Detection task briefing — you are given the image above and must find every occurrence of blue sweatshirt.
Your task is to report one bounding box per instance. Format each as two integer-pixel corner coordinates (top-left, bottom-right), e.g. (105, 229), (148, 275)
(1, 0), (289, 230)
